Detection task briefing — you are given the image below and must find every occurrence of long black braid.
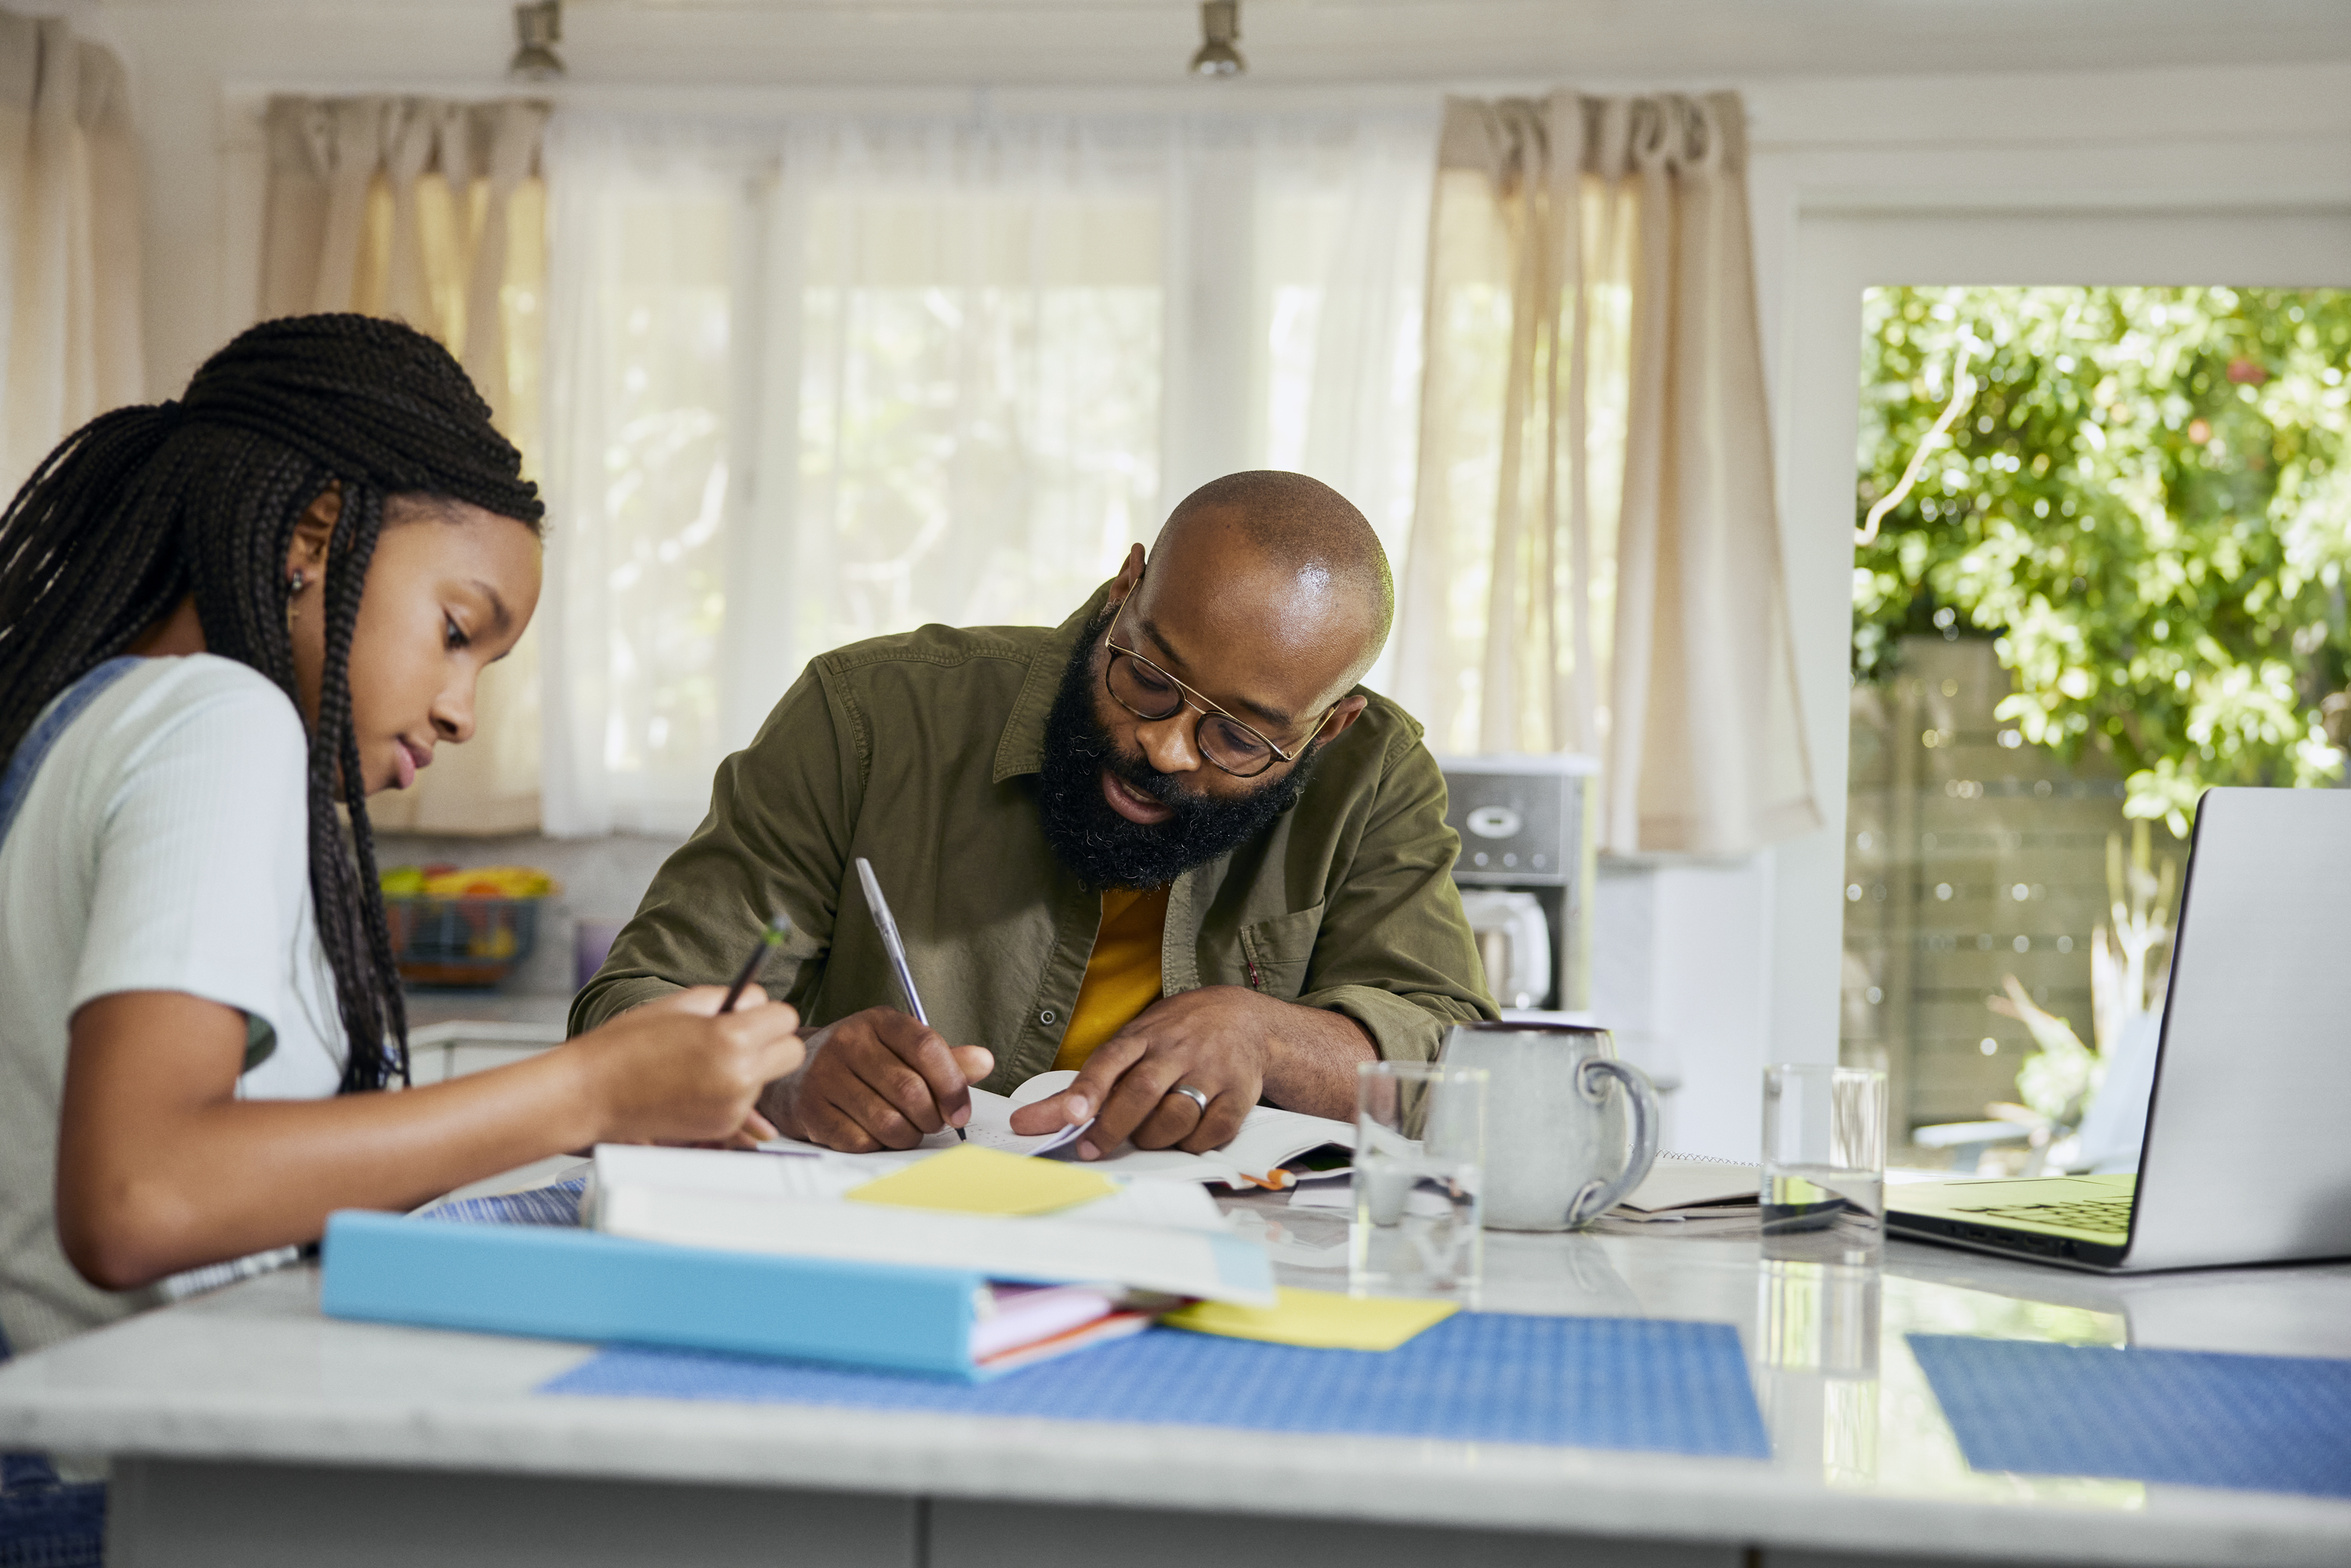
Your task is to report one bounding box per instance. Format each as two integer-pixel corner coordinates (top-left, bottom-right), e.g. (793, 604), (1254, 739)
(0, 315), (542, 1092)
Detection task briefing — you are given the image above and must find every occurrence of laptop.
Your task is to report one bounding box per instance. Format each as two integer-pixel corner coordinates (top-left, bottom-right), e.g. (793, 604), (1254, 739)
(1888, 786), (2351, 1272)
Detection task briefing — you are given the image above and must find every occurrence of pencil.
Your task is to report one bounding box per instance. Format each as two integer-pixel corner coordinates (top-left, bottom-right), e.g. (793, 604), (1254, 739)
(720, 913), (792, 1014)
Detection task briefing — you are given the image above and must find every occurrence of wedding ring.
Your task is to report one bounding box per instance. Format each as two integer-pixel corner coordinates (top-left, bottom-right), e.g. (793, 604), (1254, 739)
(1167, 1083), (1211, 1116)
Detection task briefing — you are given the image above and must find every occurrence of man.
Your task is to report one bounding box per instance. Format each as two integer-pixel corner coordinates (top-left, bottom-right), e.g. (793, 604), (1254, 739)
(573, 471), (1495, 1157)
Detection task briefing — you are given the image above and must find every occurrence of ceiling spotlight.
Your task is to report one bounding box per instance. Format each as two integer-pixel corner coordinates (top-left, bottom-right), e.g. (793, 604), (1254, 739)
(1190, 0), (1245, 78)
(510, 1), (565, 81)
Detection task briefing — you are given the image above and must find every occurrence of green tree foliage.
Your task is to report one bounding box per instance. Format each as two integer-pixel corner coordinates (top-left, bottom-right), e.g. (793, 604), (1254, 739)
(1853, 286), (2351, 834)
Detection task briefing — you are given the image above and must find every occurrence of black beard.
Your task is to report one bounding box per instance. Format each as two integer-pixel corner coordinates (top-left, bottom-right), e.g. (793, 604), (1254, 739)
(1035, 609), (1323, 891)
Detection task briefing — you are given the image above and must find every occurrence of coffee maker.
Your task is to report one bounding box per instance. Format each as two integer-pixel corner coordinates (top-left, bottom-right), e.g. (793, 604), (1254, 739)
(1435, 754), (1598, 1013)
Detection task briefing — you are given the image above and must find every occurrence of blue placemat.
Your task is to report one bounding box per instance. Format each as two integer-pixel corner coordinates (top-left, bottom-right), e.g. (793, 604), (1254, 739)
(426, 1178), (586, 1227)
(543, 1312), (1771, 1459)
(1909, 1334), (2351, 1501)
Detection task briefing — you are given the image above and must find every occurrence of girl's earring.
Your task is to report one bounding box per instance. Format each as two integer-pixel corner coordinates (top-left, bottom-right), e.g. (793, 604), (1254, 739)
(288, 569), (307, 623)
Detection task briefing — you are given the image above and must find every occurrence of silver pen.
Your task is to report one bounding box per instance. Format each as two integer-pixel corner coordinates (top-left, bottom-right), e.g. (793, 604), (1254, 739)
(854, 857), (962, 1140)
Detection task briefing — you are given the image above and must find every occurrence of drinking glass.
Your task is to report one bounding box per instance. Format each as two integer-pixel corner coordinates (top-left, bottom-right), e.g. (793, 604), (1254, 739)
(1757, 1259), (1882, 1377)
(1761, 1063), (1888, 1266)
(1350, 1061), (1487, 1301)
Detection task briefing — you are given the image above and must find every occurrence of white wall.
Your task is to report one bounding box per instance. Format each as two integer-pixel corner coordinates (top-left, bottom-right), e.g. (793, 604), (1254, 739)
(67, 1), (2351, 1153)
(1591, 858), (1776, 1156)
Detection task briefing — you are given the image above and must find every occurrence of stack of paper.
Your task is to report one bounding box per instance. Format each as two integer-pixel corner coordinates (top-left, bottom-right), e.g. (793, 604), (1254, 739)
(965, 1283), (1155, 1373)
(1593, 1156), (1761, 1236)
(322, 1139), (1283, 1380)
(1284, 1154), (1762, 1232)
(586, 1143), (1276, 1306)
(321, 1207), (1160, 1379)
(761, 1069), (1354, 1189)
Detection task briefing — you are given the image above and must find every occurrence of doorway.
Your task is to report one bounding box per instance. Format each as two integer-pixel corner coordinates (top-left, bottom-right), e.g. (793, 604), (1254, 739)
(1772, 210), (2351, 1160)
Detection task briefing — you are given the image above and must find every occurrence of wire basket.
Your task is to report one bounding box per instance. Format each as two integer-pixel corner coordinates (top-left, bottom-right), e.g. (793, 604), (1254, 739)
(384, 896), (542, 989)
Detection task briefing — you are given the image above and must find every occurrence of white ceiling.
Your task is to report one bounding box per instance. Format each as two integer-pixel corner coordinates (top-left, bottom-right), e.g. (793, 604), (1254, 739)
(86, 0), (2351, 87)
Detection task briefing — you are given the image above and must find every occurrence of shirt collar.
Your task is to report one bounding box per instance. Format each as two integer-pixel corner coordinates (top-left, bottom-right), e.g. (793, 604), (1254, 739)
(992, 584), (1112, 784)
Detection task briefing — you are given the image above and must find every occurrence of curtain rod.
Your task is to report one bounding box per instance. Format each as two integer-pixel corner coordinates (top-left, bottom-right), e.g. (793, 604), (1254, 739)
(216, 77), (1761, 122)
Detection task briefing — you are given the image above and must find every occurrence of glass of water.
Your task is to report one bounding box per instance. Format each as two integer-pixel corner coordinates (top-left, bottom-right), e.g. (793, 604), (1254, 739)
(1761, 1063), (1888, 1267)
(1350, 1061), (1487, 1301)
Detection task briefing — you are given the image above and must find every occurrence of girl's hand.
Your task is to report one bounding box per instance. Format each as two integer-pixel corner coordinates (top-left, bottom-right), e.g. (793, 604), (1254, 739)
(565, 985), (806, 1146)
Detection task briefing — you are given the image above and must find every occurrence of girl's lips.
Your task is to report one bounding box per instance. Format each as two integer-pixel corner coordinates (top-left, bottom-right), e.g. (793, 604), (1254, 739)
(393, 739), (430, 790)
(1101, 767), (1175, 825)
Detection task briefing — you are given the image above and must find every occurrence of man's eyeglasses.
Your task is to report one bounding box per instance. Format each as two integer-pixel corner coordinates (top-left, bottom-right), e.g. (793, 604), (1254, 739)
(1102, 593), (1329, 779)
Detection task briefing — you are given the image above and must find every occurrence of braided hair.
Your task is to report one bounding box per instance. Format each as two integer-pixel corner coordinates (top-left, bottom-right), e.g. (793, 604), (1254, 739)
(0, 314), (543, 1093)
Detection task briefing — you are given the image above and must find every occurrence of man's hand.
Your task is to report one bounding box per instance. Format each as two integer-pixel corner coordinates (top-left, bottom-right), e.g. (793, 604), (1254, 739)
(1007, 986), (1373, 1159)
(759, 1007), (995, 1152)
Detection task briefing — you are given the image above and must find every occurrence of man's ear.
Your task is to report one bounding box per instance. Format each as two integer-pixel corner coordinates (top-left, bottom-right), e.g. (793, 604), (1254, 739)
(1315, 693), (1370, 743)
(285, 482), (341, 579)
(1108, 541), (1146, 604)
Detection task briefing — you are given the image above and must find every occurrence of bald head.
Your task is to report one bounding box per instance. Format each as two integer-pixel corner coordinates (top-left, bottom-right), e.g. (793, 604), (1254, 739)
(1150, 471), (1393, 691)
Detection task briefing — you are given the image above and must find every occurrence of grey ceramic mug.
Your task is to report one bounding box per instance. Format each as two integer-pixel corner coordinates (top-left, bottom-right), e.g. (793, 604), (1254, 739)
(1438, 1021), (1660, 1231)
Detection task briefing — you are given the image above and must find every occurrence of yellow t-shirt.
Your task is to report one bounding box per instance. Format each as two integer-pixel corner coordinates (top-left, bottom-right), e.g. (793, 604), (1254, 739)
(1052, 884), (1172, 1071)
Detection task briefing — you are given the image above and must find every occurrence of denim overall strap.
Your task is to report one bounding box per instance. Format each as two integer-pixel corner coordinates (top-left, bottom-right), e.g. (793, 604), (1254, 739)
(0, 660), (135, 1563)
(0, 658), (141, 850)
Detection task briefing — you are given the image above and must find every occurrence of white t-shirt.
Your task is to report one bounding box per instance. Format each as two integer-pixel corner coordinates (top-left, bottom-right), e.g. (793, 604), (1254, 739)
(0, 655), (345, 1359)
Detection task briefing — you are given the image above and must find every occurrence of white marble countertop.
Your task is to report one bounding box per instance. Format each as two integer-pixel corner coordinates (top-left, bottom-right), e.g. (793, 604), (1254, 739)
(3, 1196), (2348, 1565)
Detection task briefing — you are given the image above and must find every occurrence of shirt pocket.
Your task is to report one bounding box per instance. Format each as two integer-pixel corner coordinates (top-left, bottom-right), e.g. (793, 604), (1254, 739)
(1237, 902), (1325, 1000)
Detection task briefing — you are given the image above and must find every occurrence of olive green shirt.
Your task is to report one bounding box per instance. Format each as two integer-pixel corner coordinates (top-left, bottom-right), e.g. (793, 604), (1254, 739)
(571, 591), (1497, 1088)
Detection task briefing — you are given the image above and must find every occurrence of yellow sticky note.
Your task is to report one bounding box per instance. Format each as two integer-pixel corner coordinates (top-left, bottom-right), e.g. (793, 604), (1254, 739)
(1162, 1287), (1458, 1351)
(844, 1144), (1117, 1218)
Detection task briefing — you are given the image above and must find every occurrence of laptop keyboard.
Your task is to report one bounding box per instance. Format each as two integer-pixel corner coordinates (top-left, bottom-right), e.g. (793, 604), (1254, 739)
(1972, 1197), (2134, 1233)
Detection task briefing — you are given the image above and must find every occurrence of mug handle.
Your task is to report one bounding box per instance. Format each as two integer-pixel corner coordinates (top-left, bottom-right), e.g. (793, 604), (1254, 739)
(1565, 1058), (1662, 1227)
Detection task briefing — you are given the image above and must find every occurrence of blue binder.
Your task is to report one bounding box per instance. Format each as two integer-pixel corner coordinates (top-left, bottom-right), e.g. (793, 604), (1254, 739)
(321, 1210), (1000, 1381)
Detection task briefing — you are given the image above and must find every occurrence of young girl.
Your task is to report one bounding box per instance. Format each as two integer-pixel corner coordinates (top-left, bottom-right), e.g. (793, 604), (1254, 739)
(0, 315), (803, 1363)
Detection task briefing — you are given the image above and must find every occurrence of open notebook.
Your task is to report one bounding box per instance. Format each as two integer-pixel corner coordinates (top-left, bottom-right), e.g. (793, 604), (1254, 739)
(1618, 1156), (1761, 1218)
(760, 1069), (1355, 1189)
(587, 1142), (1278, 1307)
(1591, 1156), (1761, 1236)
(1289, 1154), (1760, 1229)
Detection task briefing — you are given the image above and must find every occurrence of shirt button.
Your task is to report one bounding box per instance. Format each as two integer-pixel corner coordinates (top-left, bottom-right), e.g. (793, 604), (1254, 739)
(1039, 1010), (1057, 1025)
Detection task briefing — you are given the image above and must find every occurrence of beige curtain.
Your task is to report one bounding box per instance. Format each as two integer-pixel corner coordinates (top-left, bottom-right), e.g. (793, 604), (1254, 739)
(1395, 90), (1817, 855)
(262, 96), (550, 833)
(0, 11), (142, 496)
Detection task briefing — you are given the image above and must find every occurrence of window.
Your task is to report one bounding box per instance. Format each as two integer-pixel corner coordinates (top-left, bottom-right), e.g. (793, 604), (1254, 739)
(541, 112), (1432, 835)
(793, 189), (1166, 660)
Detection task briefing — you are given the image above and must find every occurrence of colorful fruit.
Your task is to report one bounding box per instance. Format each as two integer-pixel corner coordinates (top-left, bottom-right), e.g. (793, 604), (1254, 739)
(378, 865), (559, 899)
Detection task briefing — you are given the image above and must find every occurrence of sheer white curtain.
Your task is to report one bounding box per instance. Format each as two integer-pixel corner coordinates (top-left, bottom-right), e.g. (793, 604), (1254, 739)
(0, 10), (141, 496)
(1395, 91), (1817, 855)
(768, 117), (1170, 753)
(260, 95), (551, 833)
(1250, 116), (1432, 695)
(539, 119), (769, 835)
(540, 107), (1431, 837)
